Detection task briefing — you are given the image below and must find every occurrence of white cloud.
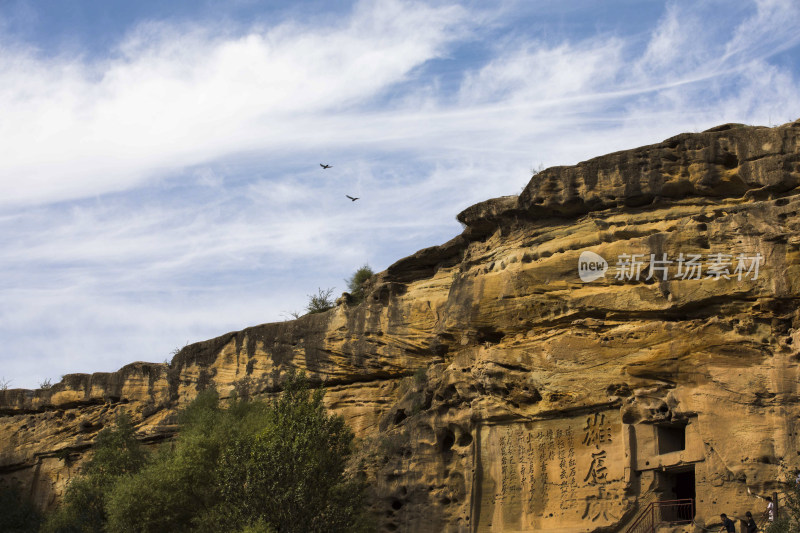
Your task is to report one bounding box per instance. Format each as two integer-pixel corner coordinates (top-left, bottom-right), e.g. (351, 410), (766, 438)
(0, 0), (469, 207)
(2, 0), (800, 387)
(458, 38), (624, 106)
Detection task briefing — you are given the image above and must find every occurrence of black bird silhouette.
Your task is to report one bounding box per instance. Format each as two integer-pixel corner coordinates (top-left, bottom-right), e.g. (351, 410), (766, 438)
(345, 195), (359, 202)
(320, 163), (332, 169)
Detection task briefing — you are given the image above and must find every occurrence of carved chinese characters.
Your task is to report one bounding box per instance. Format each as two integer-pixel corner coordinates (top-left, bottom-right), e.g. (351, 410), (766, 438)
(475, 410), (627, 532)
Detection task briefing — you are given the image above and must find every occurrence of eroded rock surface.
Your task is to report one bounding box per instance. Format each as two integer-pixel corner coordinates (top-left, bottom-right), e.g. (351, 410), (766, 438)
(2, 120), (800, 532)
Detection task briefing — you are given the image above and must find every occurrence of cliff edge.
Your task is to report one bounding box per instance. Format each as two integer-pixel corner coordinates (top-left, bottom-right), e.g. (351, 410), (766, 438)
(2, 120), (800, 532)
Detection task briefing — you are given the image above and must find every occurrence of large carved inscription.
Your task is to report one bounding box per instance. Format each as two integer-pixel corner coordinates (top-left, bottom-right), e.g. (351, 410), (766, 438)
(475, 410), (628, 532)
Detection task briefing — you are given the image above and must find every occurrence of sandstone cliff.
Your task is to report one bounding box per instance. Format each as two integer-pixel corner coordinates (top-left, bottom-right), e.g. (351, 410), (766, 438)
(2, 120), (800, 532)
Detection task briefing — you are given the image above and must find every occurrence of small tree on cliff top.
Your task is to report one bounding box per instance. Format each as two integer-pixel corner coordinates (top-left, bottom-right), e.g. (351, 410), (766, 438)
(346, 264), (374, 303)
(305, 287), (336, 314)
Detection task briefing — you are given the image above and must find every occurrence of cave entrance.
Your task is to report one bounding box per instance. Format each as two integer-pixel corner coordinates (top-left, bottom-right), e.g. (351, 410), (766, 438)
(657, 465), (696, 523)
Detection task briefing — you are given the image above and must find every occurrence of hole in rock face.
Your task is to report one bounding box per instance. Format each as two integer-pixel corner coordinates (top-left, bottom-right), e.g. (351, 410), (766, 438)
(391, 499), (403, 510)
(442, 384), (457, 401)
(718, 151), (738, 169)
(438, 429), (456, 453)
(476, 327), (505, 345)
(656, 424), (686, 454)
(457, 432), (473, 447)
(393, 410), (407, 425)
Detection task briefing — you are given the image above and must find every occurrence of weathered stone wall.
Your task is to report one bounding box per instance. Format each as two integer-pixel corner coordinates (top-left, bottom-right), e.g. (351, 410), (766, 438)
(2, 120), (800, 532)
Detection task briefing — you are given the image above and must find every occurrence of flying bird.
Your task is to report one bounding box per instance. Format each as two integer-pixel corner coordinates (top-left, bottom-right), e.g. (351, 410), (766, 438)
(345, 195), (359, 202)
(320, 163), (332, 169)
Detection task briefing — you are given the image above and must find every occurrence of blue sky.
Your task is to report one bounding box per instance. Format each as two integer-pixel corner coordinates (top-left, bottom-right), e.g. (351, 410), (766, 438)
(1, 0), (799, 389)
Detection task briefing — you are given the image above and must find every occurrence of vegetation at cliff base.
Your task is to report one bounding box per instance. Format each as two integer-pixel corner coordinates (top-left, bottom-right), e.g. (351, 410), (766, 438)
(0, 482), (42, 533)
(42, 371), (369, 533)
(42, 412), (146, 533)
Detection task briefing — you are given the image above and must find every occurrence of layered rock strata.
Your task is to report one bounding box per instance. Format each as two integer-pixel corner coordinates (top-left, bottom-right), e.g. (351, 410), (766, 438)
(2, 120), (800, 532)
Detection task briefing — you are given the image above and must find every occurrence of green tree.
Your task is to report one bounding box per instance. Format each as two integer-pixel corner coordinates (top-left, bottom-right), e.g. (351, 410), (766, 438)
(105, 388), (246, 533)
(305, 287), (335, 314)
(0, 482), (42, 533)
(43, 412), (146, 533)
(106, 373), (370, 533)
(216, 372), (368, 532)
(346, 265), (374, 303)
(765, 483), (800, 533)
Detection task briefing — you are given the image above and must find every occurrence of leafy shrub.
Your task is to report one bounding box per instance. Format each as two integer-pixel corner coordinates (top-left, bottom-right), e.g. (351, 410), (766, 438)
(765, 516), (794, 533)
(43, 413), (146, 533)
(305, 287), (335, 314)
(105, 372), (370, 533)
(345, 265), (374, 303)
(764, 482), (800, 533)
(0, 481), (42, 533)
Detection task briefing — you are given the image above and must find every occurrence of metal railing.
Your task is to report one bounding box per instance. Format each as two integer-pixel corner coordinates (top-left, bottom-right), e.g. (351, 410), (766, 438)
(656, 499), (694, 524)
(625, 498), (694, 533)
(626, 502), (656, 533)
(621, 491), (658, 533)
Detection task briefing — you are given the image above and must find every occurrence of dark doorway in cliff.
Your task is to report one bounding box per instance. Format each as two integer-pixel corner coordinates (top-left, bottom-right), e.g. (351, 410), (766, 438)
(658, 465), (696, 522)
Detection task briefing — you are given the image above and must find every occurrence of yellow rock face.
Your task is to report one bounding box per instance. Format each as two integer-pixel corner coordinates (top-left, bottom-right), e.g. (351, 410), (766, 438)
(2, 121), (800, 531)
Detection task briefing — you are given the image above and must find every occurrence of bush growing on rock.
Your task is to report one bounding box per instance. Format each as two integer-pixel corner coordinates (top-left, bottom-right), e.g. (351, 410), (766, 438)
(345, 265), (374, 303)
(305, 287), (336, 314)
